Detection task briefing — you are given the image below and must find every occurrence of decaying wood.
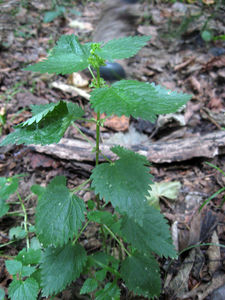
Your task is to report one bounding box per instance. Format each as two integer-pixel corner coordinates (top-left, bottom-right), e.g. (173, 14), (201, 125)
(51, 81), (90, 101)
(31, 131), (225, 164)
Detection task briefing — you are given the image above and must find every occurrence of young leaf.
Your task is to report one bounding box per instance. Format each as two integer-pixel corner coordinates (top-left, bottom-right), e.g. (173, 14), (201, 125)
(95, 269), (107, 281)
(95, 282), (120, 300)
(43, 6), (65, 23)
(0, 176), (19, 217)
(91, 146), (153, 224)
(9, 226), (26, 240)
(120, 251), (161, 299)
(24, 35), (91, 74)
(20, 266), (37, 277)
(80, 278), (98, 294)
(97, 36), (151, 61)
(91, 80), (191, 122)
(87, 210), (117, 227)
(88, 252), (120, 277)
(0, 101), (84, 146)
(8, 278), (39, 300)
(35, 176), (86, 247)
(6, 259), (36, 277)
(41, 243), (87, 296)
(5, 260), (23, 276)
(121, 205), (177, 258)
(16, 248), (42, 265)
(0, 176), (19, 199)
(30, 237), (42, 250)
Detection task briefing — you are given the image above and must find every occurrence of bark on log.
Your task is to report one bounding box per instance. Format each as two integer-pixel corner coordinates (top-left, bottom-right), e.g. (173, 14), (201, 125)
(31, 131), (225, 164)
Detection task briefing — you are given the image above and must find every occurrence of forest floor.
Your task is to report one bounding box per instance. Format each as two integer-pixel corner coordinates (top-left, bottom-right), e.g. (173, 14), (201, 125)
(0, 0), (225, 299)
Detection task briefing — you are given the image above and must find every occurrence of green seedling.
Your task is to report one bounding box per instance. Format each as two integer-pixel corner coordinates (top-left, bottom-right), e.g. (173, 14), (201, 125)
(0, 175), (41, 300)
(43, 0), (81, 24)
(0, 34), (191, 299)
(0, 81), (25, 136)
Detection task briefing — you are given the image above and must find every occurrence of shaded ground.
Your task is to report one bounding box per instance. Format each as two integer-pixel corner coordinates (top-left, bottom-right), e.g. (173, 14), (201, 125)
(0, 0), (225, 299)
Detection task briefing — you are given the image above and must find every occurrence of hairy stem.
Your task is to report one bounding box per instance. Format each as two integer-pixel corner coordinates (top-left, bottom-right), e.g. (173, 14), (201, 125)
(70, 178), (91, 193)
(95, 67), (101, 167)
(103, 224), (131, 257)
(73, 220), (90, 245)
(17, 192), (29, 249)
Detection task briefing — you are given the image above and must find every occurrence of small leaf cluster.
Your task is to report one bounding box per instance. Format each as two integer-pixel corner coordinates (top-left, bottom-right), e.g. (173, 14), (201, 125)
(0, 34), (191, 299)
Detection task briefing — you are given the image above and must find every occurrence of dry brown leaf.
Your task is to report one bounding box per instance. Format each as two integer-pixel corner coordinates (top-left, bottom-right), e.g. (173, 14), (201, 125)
(204, 55), (225, 71)
(207, 231), (221, 275)
(104, 115), (129, 132)
(188, 76), (201, 94)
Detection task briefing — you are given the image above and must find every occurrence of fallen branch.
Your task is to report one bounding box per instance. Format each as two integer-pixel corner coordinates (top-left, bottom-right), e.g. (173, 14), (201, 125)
(31, 131), (225, 163)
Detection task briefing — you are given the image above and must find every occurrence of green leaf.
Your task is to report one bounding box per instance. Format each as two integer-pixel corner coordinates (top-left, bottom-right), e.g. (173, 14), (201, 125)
(41, 243), (87, 296)
(22, 102), (60, 126)
(88, 252), (119, 277)
(8, 278), (39, 300)
(0, 288), (5, 300)
(146, 181), (181, 209)
(30, 237), (42, 250)
(5, 260), (36, 277)
(31, 184), (45, 198)
(5, 260), (22, 276)
(121, 205), (177, 258)
(0, 101), (84, 146)
(0, 176), (19, 217)
(20, 266), (37, 277)
(91, 146), (153, 224)
(120, 251), (161, 299)
(30, 269), (42, 286)
(87, 210), (117, 227)
(0, 176), (19, 199)
(24, 35), (91, 74)
(80, 278), (98, 294)
(36, 176), (86, 247)
(9, 227), (26, 240)
(95, 269), (107, 281)
(0, 199), (9, 218)
(91, 80), (191, 122)
(97, 36), (151, 61)
(95, 282), (120, 300)
(43, 6), (65, 23)
(16, 248), (42, 265)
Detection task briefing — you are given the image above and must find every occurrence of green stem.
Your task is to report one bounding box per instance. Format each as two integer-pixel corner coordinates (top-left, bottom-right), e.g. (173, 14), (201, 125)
(95, 112), (101, 167)
(178, 242), (225, 256)
(95, 67), (101, 167)
(71, 178), (91, 193)
(72, 123), (94, 146)
(73, 220), (90, 245)
(103, 224), (131, 257)
(72, 122), (112, 163)
(17, 192), (29, 249)
(0, 240), (15, 249)
(88, 65), (96, 81)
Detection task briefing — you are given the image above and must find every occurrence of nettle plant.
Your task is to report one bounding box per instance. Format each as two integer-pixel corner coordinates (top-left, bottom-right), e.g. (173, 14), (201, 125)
(0, 35), (191, 299)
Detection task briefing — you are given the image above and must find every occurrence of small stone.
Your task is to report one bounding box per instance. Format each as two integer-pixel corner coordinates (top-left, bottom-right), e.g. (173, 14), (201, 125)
(100, 62), (126, 81)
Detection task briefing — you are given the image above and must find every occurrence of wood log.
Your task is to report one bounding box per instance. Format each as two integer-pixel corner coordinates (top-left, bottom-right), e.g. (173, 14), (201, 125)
(31, 131), (225, 164)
